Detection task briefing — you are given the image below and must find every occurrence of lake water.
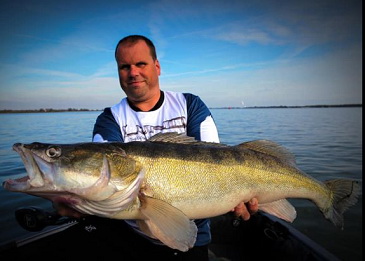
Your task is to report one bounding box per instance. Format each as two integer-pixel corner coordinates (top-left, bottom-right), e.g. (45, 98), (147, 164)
(0, 108), (362, 260)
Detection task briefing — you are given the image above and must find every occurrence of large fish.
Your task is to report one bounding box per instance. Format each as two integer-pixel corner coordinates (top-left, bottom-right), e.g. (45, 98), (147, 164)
(3, 133), (361, 251)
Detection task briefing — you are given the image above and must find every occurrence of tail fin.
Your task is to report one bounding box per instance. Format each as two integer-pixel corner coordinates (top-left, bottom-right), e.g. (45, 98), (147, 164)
(324, 179), (362, 229)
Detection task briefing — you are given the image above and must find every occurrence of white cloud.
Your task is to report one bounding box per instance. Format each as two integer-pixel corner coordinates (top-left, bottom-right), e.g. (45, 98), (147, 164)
(161, 43), (362, 107)
(0, 62), (122, 109)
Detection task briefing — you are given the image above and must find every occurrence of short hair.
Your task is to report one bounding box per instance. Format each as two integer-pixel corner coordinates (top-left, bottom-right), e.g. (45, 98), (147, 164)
(115, 35), (157, 60)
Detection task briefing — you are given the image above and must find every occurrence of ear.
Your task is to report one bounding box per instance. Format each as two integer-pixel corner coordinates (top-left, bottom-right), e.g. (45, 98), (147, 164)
(155, 59), (161, 76)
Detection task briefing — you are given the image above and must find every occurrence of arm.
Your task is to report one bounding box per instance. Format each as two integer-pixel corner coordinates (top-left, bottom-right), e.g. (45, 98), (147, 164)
(184, 93), (219, 142)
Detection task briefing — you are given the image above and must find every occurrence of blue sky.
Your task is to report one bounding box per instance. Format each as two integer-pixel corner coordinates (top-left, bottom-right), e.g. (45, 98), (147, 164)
(0, 0), (362, 109)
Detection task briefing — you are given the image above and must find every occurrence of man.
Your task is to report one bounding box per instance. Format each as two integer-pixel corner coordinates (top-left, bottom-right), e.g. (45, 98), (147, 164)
(58, 35), (258, 260)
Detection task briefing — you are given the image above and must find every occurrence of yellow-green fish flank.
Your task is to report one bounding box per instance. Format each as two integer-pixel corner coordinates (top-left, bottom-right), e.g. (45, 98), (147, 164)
(3, 133), (361, 251)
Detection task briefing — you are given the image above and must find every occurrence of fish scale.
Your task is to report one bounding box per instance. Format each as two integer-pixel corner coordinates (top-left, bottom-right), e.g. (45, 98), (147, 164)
(3, 133), (361, 252)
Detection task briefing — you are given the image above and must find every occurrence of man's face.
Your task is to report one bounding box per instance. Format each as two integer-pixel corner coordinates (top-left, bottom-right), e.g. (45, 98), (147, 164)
(116, 40), (161, 102)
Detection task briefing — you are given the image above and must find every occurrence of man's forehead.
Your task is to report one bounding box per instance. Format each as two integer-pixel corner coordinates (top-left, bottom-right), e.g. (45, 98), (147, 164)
(117, 41), (151, 60)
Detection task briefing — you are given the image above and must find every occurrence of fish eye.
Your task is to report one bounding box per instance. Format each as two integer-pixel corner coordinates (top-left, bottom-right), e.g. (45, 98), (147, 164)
(46, 146), (62, 158)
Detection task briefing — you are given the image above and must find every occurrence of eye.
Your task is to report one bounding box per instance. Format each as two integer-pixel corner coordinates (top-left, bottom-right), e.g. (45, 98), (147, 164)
(46, 146), (62, 158)
(136, 62), (147, 68)
(119, 64), (130, 71)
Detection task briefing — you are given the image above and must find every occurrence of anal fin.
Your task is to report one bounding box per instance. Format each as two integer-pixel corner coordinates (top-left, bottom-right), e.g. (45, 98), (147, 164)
(259, 199), (297, 223)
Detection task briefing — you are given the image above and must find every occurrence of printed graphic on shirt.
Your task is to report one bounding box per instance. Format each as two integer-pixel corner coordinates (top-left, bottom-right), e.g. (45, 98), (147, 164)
(110, 91), (189, 143)
(122, 116), (186, 142)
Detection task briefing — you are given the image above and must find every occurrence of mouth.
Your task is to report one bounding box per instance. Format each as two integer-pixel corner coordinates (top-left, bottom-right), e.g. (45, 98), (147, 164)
(127, 80), (145, 86)
(3, 143), (49, 192)
(3, 143), (146, 217)
(4, 144), (117, 202)
(3, 175), (30, 191)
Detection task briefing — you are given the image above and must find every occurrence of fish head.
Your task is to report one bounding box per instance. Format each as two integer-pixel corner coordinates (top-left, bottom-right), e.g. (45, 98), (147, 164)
(3, 142), (144, 206)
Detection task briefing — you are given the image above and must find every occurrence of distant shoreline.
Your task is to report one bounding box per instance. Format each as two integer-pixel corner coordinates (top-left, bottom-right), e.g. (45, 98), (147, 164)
(0, 108), (102, 114)
(210, 104), (362, 110)
(0, 104), (362, 113)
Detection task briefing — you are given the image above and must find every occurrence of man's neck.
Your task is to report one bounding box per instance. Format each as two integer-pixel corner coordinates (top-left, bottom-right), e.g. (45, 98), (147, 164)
(127, 91), (164, 112)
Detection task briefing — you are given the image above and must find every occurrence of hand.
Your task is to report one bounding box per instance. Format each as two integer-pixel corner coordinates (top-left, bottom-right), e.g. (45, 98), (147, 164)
(53, 202), (86, 219)
(232, 198), (259, 221)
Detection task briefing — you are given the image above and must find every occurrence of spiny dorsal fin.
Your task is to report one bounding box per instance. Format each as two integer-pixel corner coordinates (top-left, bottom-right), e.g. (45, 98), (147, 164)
(148, 132), (227, 147)
(236, 140), (297, 165)
(148, 132), (198, 143)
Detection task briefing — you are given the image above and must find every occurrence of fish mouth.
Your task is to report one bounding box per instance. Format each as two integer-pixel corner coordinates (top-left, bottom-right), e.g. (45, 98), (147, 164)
(3, 143), (54, 193)
(3, 142), (145, 216)
(3, 143), (120, 202)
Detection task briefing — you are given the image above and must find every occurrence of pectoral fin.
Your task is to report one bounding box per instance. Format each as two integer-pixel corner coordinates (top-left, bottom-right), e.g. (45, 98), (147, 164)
(138, 194), (197, 252)
(259, 199), (297, 222)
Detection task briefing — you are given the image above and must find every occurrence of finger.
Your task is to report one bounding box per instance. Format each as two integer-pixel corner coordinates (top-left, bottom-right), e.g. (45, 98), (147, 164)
(234, 202), (248, 217)
(248, 198), (259, 213)
(249, 198), (258, 206)
(241, 209), (250, 221)
(236, 203), (250, 220)
(232, 202), (245, 214)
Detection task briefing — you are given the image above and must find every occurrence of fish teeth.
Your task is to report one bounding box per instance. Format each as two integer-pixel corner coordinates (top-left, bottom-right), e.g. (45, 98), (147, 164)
(29, 175), (45, 187)
(3, 176), (31, 191)
(13, 143), (45, 188)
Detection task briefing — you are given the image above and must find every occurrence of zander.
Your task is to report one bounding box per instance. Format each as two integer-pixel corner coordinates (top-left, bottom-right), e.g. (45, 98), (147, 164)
(3, 133), (361, 251)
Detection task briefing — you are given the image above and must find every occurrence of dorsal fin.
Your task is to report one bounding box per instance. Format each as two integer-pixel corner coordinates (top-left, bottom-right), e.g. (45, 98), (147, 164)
(148, 132), (227, 147)
(148, 132), (198, 143)
(236, 140), (297, 165)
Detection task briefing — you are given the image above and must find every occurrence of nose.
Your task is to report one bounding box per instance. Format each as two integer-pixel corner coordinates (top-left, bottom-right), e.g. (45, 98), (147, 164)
(129, 65), (139, 77)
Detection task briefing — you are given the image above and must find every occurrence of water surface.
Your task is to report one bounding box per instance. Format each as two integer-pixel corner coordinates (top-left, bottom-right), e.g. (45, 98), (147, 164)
(0, 108), (362, 260)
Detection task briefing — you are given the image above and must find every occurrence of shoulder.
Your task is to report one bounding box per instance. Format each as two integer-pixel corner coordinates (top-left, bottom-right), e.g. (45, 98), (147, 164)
(96, 107), (114, 121)
(183, 93), (202, 104)
(93, 107), (123, 142)
(164, 91), (201, 104)
(182, 93), (211, 116)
